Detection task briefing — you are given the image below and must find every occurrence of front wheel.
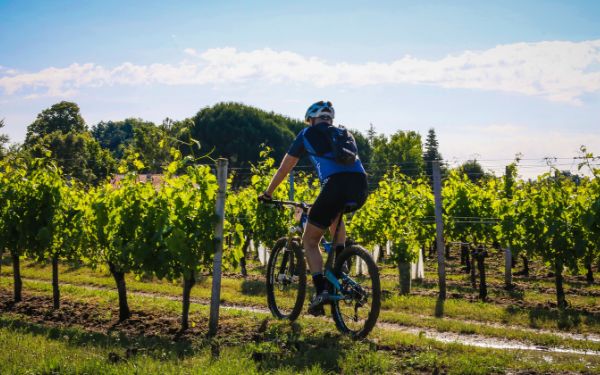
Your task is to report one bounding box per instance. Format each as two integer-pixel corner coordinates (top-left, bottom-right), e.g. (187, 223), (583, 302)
(266, 237), (307, 320)
(331, 245), (381, 339)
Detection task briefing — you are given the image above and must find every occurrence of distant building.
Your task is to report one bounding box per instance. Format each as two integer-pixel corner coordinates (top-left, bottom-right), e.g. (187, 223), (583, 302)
(111, 174), (164, 188)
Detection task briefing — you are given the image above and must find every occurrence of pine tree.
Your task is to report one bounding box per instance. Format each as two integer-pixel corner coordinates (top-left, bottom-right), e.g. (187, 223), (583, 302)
(423, 128), (443, 177)
(367, 123), (376, 146)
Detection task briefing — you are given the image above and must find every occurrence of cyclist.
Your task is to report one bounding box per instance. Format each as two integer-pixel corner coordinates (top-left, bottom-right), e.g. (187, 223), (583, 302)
(259, 101), (368, 315)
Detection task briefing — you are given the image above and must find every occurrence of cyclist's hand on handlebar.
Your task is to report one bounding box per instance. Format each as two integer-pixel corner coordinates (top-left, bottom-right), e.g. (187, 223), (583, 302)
(257, 192), (273, 203)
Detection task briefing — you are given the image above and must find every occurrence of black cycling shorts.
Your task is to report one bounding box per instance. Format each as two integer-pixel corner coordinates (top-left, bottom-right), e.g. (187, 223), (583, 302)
(308, 172), (369, 229)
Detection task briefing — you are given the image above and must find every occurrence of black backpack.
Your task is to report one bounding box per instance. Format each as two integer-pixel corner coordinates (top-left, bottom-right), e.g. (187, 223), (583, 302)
(314, 125), (359, 165)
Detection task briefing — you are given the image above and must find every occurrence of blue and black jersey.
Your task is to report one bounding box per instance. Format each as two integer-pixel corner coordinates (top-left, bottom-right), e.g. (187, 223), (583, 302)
(287, 122), (366, 183)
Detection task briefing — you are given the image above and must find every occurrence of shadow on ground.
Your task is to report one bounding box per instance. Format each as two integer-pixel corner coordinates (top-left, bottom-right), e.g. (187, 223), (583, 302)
(0, 316), (196, 361)
(0, 289), (398, 373)
(0, 313), (385, 373)
(241, 279), (266, 296)
(524, 306), (600, 330)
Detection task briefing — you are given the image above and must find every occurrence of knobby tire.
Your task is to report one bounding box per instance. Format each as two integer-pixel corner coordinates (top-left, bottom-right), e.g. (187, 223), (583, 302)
(266, 237), (307, 320)
(331, 245), (381, 339)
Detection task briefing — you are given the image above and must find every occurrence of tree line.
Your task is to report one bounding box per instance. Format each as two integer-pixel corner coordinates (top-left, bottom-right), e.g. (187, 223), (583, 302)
(2, 101), (488, 185)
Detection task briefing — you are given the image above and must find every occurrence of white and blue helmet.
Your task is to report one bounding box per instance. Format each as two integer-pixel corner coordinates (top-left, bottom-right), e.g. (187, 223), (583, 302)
(305, 100), (335, 123)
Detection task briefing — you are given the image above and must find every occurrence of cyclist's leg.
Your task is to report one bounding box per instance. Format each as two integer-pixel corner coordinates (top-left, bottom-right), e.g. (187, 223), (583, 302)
(304, 179), (343, 312)
(303, 222), (329, 315)
(302, 222), (325, 274)
(335, 173), (368, 259)
(305, 176), (343, 275)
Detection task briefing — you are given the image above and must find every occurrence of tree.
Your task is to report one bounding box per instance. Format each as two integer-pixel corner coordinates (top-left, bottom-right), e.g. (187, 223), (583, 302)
(25, 101), (86, 144)
(190, 103), (300, 167)
(370, 130), (424, 179)
(0, 118), (9, 159)
(29, 131), (115, 185)
(367, 123), (376, 146)
(25, 102), (114, 185)
(351, 129), (372, 166)
(459, 159), (487, 183)
(423, 128), (444, 178)
(123, 120), (172, 172)
(91, 119), (136, 159)
(92, 118), (174, 171)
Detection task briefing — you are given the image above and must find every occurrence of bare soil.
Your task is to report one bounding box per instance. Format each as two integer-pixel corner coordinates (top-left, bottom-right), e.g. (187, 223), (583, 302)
(0, 290), (256, 344)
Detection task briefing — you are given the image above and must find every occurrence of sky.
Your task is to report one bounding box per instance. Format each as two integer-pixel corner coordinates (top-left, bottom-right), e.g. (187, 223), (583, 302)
(1, 0), (600, 176)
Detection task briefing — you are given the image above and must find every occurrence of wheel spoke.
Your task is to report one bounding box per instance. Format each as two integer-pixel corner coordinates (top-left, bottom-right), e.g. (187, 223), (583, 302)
(266, 240), (306, 320)
(331, 245), (380, 338)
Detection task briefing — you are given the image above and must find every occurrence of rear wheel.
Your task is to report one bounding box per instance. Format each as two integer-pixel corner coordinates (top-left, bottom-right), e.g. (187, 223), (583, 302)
(331, 245), (380, 339)
(266, 237), (307, 320)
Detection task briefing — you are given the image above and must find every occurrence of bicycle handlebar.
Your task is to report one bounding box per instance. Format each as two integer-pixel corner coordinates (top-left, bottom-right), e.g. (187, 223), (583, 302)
(260, 199), (310, 212)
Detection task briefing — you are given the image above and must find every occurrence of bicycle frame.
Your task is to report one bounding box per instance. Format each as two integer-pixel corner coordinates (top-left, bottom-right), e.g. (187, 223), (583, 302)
(263, 199), (352, 301)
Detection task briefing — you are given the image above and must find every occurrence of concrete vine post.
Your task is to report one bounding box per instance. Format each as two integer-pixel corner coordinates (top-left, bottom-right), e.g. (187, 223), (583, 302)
(209, 158), (228, 336)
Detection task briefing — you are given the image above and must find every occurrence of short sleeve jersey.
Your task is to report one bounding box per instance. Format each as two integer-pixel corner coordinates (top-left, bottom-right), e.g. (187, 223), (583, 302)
(287, 122), (366, 183)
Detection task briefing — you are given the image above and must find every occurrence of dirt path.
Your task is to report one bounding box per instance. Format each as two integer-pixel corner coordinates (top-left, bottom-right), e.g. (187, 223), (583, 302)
(377, 322), (600, 356)
(8, 277), (600, 356)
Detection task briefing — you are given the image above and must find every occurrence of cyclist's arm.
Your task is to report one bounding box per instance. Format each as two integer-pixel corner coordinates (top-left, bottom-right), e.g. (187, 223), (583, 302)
(264, 153), (299, 196)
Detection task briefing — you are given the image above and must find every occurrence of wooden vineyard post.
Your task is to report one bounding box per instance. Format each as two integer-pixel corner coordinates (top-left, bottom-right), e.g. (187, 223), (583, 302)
(504, 165), (514, 290)
(209, 158), (228, 336)
(505, 246), (513, 289)
(432, 160), (447, 300)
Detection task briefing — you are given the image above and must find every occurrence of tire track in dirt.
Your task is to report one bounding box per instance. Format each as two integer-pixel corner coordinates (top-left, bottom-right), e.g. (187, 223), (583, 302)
(12, 277), (600, 356)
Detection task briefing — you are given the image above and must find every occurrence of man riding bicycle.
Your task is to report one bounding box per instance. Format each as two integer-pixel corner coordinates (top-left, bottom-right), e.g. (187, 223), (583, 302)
(259, 101), (368, 315)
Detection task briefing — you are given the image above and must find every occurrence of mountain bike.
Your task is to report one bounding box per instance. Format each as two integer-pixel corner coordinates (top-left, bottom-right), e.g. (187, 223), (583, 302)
(262, 199), (381, 339)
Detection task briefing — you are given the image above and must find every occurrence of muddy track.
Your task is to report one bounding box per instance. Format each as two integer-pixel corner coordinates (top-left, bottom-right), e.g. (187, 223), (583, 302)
(4, 277), (600, 356)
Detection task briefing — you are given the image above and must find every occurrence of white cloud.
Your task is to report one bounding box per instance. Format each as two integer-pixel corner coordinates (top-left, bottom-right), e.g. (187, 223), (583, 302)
(183, 48), (199, 57)
(2, 40), (600, 103)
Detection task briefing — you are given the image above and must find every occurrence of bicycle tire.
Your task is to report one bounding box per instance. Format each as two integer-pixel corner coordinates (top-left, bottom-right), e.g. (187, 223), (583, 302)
(330, 245), (381, 339)
(266, 237), (307, 320)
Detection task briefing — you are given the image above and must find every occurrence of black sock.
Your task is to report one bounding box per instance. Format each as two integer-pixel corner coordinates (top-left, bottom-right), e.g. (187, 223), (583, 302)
(312, 272), (325, 294)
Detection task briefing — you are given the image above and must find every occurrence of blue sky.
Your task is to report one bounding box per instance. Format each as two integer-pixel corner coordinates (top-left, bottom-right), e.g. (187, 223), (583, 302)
(1, 0), (600, 176)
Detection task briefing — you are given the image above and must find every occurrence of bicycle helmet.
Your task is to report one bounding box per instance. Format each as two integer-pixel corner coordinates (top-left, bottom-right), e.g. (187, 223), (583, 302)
(305, 101), (335, 123)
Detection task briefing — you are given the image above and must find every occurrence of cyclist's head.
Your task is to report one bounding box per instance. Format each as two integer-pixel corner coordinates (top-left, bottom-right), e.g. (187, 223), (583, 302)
(305, 100), (334, 125)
